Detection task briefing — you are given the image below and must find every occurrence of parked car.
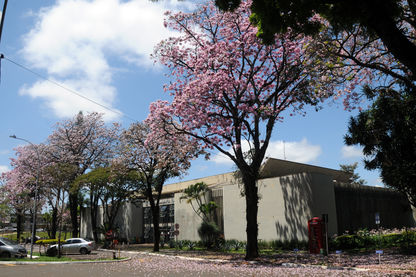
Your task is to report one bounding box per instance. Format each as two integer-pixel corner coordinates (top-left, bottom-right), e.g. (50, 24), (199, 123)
(0, 237), (27, 258)
(25, 236), (40, 243)
(3, 227), (17, 232)
(46, 238), (94, 256)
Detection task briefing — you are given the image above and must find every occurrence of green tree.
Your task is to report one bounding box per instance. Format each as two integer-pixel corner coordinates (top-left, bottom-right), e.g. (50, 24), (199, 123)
(120, 122), (199, 252)
(339, 162), (367, 186)
(76, 165), (141, 244)
(345, 88), (416, 207)
(180, 182), (218, 224)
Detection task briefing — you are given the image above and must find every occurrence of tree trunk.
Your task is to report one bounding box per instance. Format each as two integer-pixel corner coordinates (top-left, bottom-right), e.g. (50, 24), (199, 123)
(57, 194), (66, 258)
(90, 205), (99, 243)
(51, 207), (58, 239)
(368, 9), (416, 80)
(16, 211), (23, 241)
(151, 205), (160, 252)
(243, 174), (259, 260)
(69, 192), (79, 238)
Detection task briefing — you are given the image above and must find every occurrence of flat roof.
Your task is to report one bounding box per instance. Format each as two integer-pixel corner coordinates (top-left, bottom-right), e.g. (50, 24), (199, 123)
(162, 157), (350, 194)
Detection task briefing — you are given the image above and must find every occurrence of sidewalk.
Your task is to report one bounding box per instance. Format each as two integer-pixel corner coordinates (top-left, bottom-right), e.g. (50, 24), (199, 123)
(109, 244), (416, 275)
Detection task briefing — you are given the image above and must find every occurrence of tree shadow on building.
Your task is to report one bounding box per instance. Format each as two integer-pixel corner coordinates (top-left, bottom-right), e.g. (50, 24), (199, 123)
(274, 173), (313, 242)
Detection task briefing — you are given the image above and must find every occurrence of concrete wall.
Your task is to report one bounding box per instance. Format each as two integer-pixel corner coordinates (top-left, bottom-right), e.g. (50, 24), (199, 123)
(223, 172), (337, 242)
(174, 193), (203, 241)
(309, 173), (338, 236)
(80, 207), (103, 240)
(80, 202), (143, 241)
(114, 202), (143, 241)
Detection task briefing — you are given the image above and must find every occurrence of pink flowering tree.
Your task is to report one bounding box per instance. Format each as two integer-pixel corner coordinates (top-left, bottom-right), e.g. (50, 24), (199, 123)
(48, 112), (120, 237)
(0, 169), (34, 240)
(119, 122), (200, 252)
(149, 0), (343, 259)
(306, 16), (415, 110)
(5, 143), (52, 240)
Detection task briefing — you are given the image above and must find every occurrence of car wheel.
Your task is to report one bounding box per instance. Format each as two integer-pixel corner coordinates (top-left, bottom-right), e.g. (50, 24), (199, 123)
(47, 248), (57, 257)
(0, 252), (11, 258)
(79, 248), (88, 255)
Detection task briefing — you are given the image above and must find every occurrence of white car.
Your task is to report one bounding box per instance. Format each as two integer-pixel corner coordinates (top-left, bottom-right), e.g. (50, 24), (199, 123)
(47, 238), (94, 256)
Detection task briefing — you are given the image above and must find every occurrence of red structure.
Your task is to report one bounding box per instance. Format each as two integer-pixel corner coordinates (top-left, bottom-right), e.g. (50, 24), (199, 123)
(308, 217), (324, 254)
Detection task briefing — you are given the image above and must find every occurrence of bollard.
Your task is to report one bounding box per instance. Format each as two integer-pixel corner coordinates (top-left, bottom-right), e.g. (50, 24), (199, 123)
(113, 251), (116, 259)
(293, 249), (299, 263)
(376, 250), (383, 264)
(335, 250), (342, 264)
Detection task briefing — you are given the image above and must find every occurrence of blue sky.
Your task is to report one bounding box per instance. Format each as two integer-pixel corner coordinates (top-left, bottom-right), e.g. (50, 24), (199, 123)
(0, 0), (381, 187)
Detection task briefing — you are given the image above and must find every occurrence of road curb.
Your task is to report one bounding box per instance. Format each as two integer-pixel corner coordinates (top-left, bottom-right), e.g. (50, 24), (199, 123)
(0, 256), (131, 265)
(280, 262), (370, 272)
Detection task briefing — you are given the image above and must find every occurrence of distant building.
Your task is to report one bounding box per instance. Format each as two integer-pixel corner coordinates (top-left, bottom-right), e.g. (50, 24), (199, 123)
(80, 158), (416, 242)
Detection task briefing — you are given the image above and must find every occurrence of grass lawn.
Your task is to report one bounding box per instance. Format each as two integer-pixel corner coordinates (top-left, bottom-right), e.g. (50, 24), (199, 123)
(0, 252), (128, 262)
(0, 231), (71, 241)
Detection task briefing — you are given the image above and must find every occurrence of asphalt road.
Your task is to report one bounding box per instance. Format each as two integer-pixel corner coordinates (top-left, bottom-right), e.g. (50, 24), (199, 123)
(0, 252), (392, 277)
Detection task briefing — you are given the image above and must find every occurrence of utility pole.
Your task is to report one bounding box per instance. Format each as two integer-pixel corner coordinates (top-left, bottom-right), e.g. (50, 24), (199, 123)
(0, 0), (9, 45)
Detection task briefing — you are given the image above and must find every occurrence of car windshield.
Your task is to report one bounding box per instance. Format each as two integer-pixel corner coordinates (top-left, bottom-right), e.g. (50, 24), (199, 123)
(0, 238), (19, 245)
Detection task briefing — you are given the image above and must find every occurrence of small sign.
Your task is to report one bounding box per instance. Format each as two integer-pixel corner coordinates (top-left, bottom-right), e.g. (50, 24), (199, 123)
(336, 250), (342, 254)
(293, 248), (299, 252)
(174, 230), (179, 236)
(375, 212), (380, 225)
(175, 223), (180, 230)
(375, 250), (383, 254)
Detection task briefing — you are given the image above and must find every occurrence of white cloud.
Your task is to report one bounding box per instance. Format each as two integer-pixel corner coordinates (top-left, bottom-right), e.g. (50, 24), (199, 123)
(212, 138), (322, 165)
(21, 0), (190, 120)
(341, 145), (363, 159)
(371, 178), (384, 188)
(0, 166), (9, 175)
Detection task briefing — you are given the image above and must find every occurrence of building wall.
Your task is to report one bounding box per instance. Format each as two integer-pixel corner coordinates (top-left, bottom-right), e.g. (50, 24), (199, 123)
(114, 202), (143, 242)
(223, 172), (338, 242)
(309, 173), (338, 236)
(334, 185), (415, 234)
(80, 202), (143, 242)
(174, 193), (203, 241)
(80, 207), (104, 240)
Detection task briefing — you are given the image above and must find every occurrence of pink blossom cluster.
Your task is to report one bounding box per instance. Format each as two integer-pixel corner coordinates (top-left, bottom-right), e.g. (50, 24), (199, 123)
(119, 121), (200, 181)
(307, 2), (415, 110)
(148, 0), (348, 160)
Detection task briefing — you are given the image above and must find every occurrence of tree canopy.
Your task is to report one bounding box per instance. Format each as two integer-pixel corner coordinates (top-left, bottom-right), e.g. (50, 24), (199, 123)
(339, 162), (367, 186)
(345, 88), (416, 207)
(216, 0), (416, 83)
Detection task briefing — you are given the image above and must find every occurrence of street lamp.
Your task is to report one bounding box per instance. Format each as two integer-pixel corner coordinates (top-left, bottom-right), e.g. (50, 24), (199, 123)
(9, 135), (40, 259)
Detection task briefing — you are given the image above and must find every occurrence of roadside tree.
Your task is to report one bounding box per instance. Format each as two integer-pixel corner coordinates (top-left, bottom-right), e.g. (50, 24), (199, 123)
(75, 165), (141, 244)
(48, 112), (120, 237)
(120, 122), (199, 252)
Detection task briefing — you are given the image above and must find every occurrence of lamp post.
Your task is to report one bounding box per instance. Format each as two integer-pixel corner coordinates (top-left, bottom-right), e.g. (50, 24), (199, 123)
(9, 135), (40, 259)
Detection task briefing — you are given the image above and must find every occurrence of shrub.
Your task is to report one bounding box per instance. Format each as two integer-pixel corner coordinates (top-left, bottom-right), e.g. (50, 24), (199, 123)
(197, 221), (222, 249)
(36, 239), (59, 245)
(176, 240), (184, 250)
(271, 240), (284, 250)
(221, 239), (245, 251)
(330, 228), (416, 250)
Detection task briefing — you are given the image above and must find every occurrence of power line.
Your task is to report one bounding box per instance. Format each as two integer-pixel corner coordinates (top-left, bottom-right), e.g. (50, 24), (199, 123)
(2, 55), (138, 122)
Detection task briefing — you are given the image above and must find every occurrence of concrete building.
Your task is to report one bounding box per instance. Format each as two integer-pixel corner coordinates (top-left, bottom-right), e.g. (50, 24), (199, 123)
(80, 158), (416, 243)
